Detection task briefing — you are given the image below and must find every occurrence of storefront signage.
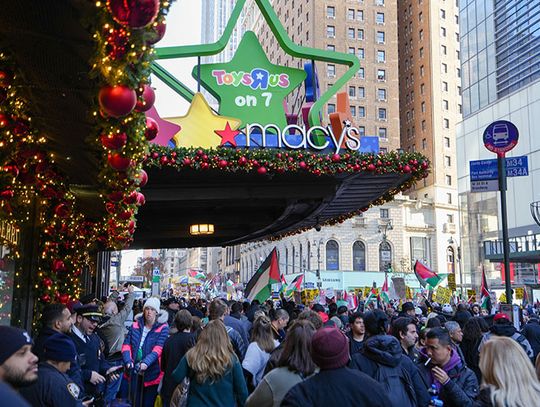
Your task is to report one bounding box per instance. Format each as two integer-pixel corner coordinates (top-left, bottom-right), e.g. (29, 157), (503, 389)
(0, 221), (19, 247)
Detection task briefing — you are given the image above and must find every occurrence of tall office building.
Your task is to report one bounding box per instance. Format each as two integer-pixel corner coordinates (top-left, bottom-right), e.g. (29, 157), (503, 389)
(397, 0), (462, 277)
(457, 1), (540, 295)
(201, 0), (243, 63)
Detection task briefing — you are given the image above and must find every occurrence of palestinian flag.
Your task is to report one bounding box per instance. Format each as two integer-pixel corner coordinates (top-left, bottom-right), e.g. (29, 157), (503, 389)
(245, 248), (280, 303)
(480, 267), (490, 309)
(365, 284), (378, 308)
(278, 274), (287, 295)
(414, 260), (443, 288)
(285, 274), (304, 298)
(381, 274), (390, 304)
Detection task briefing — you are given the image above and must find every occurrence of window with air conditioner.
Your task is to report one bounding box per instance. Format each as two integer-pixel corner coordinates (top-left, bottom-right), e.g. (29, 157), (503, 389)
(377, 68), (386, 81)
(327, 26), (336, 38)
(327, 64), (336, 77)
(379, 127), (387, 139)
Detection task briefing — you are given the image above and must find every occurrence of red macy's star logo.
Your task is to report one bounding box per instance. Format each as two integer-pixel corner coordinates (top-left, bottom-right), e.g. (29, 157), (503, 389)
(215, 122), (240, 147)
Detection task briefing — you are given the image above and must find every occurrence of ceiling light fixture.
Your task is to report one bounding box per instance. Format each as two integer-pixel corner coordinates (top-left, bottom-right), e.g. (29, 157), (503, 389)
(189, 224), (215, 235)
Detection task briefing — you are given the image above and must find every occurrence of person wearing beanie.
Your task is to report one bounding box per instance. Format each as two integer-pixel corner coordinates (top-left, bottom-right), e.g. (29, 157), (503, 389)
(20, 333), (93, 406)
(479, 312), (534, 360)
(281, 327), (391, 406)
(121, 296), (169, 406)
(71, 304), (120, 399)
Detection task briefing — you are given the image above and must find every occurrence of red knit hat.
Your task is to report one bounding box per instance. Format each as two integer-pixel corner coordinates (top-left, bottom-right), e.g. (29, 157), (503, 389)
(493, 313), (510, 322)
(311, 327), (350, 370)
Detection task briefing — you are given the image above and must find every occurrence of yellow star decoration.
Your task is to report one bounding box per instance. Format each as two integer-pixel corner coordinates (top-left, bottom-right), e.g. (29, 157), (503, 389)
(168, 93), (241, 148)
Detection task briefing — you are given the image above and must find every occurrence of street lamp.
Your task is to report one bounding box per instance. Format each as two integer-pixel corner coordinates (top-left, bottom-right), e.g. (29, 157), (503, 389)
(378, 220), (393, 241)
(311, 239), (324, 289)
(448, 236), (464, 296)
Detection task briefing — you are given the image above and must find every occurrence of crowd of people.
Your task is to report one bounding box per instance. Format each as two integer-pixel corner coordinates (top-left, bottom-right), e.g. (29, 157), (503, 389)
(2, 286), (540, 406)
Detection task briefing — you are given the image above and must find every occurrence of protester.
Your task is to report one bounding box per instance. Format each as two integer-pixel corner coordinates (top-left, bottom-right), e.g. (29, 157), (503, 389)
(172, 320), (248, 406)
(209, 299), (247, 361)
(161, 309), (195, 407)
(98, 284), (135, 404)
(270, 309), (289, 343)
(246, 320), (317, 407)
(281, 327), (391, 406)
(0, 326), (37, 406)
(296, 309), (323, 330)
(230, 301), (252, 337)
(242, 315), (279, 390)
(350, 310), (427, 407)
(224, 302), (250, 346)
(461, 317), (485, 381)
(479, 313), (534, 360)
(399, 302), (416, 318)
(345, 311), (365, 355)
(522, 314), (540, 360)
(121, 296), (169, 407)
(71, 304), (120, 400)
(391, 316), (420, 363)
(445, 320), (466, 364)
(336, 305), (349, 328)
(20, 333), (91, 406)
(453, 303), (472, 328)
(475, 336), (540, 406)
(417, 327), (478, 406)
(164, 298), (180, 327)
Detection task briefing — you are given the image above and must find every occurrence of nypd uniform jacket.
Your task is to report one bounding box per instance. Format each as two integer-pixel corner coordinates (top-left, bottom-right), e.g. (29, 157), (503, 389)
(20, 362), (83, 406)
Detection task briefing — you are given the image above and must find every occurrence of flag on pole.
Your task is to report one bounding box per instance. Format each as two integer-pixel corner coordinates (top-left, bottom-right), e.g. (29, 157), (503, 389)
(278, 274), (287, 295)
(381, 274), (390, 304)
(245, 248), (280, 303)
(480, 267), (490, 309)
(365, 283), (378, 308)
(285, 274), (304, 298)
(414, 260), (444, 288)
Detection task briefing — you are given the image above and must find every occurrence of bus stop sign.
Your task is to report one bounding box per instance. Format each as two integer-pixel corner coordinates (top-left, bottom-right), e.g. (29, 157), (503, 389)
(483, 120), (519, 155)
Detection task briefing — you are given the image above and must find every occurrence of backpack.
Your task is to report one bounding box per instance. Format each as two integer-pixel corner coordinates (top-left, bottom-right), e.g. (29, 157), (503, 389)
(374, 363), (416, 407)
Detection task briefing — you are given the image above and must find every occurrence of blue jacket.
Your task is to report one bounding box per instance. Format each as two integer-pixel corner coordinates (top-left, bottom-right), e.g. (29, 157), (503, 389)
(122, 311), (169, 387)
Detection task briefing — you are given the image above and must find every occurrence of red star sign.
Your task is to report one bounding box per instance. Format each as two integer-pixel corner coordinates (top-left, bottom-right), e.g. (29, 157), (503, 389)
(214, 122), (241, 147)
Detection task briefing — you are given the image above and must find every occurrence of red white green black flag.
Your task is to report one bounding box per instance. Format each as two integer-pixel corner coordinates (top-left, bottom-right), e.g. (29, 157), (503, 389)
(414, 260), (444, 289)
(245, 248), (280, 303)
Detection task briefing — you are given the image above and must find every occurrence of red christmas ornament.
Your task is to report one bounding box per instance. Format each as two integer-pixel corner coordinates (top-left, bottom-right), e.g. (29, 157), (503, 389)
(108, 191), (124, 202)
(145, 117), (159, 140)
(331, 153), (341, 163)
(299, 161), (307, 169)
(43, 277), (53, 287)
(0, 189), (14, 199)
(257, 166), (267, 175)
(106, 202), (116, 213)
(98, 85), (137, 118)
(119, 210), (133, 220)
(54, 203), (70, 218)
(136, 192), (145, 206)
(146, 20), (167, 44)
(201, 162), (209, 170)
(367, 163), (376, 171)
(124, 190), (139, 204)
(128, 220), (136, 233)
(0, 71), (12, 88)
(108, 153), (131, 171)
(135, 85), (155, 112)
(421, 161), (428, 169)
(58, 293), (70, 304)
(218, 159), (228, 168)
(108, 0), (160, 28)
(52, 259), (66, 272)
(135, 169), (148, 187)
(182, 158), (192, 166)
(40, 294), (51, 303)
(3, 164), (19, 178)
(0, 113), (9, 127)
(159, 155), (168, 165)
(238, 156), (247, 166)
(106, 28), (129, 60)
(101, 132), (128, 150)
(403, 165), (412, 173)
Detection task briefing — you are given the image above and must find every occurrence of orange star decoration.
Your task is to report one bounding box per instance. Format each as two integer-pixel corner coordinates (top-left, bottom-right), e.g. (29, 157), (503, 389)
(168, 93), (241, 148)
(215, 122), (241, 147)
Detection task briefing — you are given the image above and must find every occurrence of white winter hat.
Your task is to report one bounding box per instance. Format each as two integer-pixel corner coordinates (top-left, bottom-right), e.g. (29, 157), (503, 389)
(143, 297), (161, 312)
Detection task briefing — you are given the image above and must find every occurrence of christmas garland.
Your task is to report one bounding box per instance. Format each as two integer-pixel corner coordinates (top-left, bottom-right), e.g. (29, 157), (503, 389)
(91, 0), (174, 249)
(146, 145), (430, 239)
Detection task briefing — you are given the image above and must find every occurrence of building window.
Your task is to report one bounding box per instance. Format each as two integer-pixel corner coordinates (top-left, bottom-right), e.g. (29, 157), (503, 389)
(410, 237), (430, 266)
(350, 106), (356, 117)
(379, 127), (387, 139)
(327, 44), (335, 51)
(444, 118), (450, 128)
(378, 108), (387, 120)
(327, 26), (336, 37)
(445, 156), (451, 167)
(377, 69), (386, 81)
(456, 68), (461, 78)
(422, 138), (427, 149)
(455, 32), (459, 42)
(441, 45), (447, 55)
(377, 31), (385, 43)
(420, 83), (425, 94)
(348, 28), (355, 39)
(358, 67), (365, 79)
(349, 86), (356, 98)
(376, 12), (385, 24)
(380, 147), (388, 153)
(446, 175), (452, 185)
(379, 241), (392, 272)
(377, 50), (386, 63)
(419, 29), (424, 40)
(419, 12), (423, 22)
(347, 9), (355, 20)
(353, 241), (366, 272)
(358, 86), (365, 98)
(442, 63), (447, 73)
(447, 193), (452, 204)
(447, 214), (454, 224)
(358, 48), (365, 59)
(420, 65), (425, 76)
(358, 126), (365, 136)
(348, 47), (355, 54)
(443, 100), (449, 110)
(378, 88), (387, 100)
(326, 240), (340, 271)
(422, 120), (426, 130)
(357, 10), (364, 21)
(444, 137), (450, 147)
(358, 106), (365, 117)
(419, 47), (424, 58)
(376, 0), (385, 5)
(327, 64), (336, 76)
(421, 101), (426, 112)
(440, 9), (446, 19)
(442, 81), (448, 91)
(380, 208), (389, 219)
(328, 103), (336, 114)
(440, 27), (446, 37)
(358, 29), (364, 40)
(327, 6), (335, 18)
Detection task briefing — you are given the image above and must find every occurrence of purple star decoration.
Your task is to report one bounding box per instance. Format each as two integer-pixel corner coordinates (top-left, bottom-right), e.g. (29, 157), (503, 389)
(145, 106), (182, 147)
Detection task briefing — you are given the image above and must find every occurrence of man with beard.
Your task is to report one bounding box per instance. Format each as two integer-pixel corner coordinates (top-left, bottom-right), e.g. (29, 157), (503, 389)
(391, 317), (420, 363)
(0, 326), (37, 406)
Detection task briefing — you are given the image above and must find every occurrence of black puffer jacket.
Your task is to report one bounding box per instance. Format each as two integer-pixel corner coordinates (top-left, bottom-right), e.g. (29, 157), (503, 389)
(480, 323), (534, 360)
(350, 335), (430, 407)
(417, 352), (479, 407)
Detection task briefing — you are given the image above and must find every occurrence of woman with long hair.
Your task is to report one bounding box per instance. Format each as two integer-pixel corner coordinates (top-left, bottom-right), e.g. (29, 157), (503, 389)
(242, 314), (279, 390)
(475, 336), (540, 406)
(245, 320), (317, 407)
(461, 317), (484, 381)
(172, 319), (248, 406)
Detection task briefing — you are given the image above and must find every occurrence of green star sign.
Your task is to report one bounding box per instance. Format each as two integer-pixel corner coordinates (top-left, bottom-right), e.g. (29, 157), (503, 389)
(195, 32), (306, 128)
(151, 0), (360, 127)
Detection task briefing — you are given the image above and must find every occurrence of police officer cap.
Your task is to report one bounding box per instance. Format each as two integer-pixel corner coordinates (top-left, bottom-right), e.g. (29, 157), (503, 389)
(43, 333), (77, 363)
(76, 304), (102, 322)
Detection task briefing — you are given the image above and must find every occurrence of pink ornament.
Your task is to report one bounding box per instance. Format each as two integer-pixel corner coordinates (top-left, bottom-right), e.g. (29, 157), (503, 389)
(145, 117), (159, 140)
(146, 20), (167, 44)
(98, 85), (137, 118)
(135, 85), (156, 112)
(108, 191), (124, 202)
(257, 166), (267, 175)
(135, 169), (148, 187)
(107, 0), (160, 28)
(136, 192), (146, 206)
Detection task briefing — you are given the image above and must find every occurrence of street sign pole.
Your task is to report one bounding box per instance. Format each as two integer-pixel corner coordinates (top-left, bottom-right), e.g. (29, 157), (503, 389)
(498, 154), (512, 304)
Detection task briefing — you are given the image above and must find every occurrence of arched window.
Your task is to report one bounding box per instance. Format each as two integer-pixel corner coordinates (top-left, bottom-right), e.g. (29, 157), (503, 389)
(353, 241), (366, 271)
(447, 246), (455, 274)
(326, 240), (340, 270)
(379, 241), (392, 272)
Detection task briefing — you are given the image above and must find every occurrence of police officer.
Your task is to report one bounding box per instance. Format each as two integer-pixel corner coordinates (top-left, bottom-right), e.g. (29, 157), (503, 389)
(20, 333), (93, 406)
